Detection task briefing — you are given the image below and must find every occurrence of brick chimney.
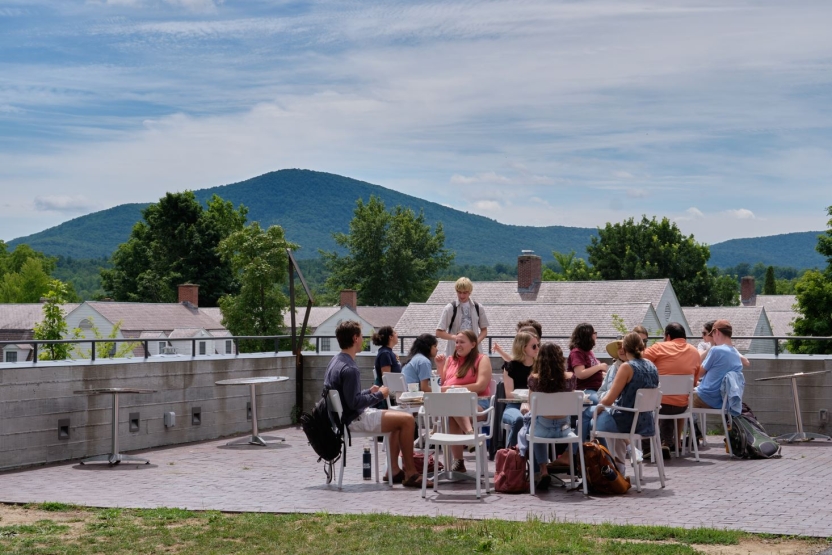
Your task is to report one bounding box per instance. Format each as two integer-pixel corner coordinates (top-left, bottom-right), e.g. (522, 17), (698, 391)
(517, 250), (542, 293)
(740, 276), (756, 306)
(178, 283), (199, 307)
(340, 289), (358, 310)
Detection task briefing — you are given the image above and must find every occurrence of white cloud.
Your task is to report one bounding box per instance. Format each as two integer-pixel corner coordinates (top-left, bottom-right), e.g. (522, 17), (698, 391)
(626, 188), (647, 199)
(614, 171), (635, 179)
(725, 208), (756, 220)
(450, 172), (512, 186)
(472, 200), (501, 211)
(33, 195), (98, 213)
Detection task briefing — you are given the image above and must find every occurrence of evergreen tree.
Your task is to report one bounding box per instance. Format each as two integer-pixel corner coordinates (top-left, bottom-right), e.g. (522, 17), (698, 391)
(763, 266), (777, 295)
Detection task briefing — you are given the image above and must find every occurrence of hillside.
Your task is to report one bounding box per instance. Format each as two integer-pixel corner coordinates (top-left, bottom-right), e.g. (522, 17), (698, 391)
(8, 170), (597, 265)
(708, 231), (825, 269)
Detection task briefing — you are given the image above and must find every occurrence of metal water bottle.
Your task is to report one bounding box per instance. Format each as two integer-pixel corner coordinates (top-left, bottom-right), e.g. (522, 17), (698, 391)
(601, 465), (617, 481)
(362, 442), (372, 480)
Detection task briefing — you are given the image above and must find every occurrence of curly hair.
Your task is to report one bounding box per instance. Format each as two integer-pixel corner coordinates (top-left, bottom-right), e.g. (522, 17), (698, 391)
(371, 325), (395, 347)
(408, 333), (438, 359)
(569, 323), (596, 352)
(452, 329), (480, 378)
(622, 331), (645, 359)
(532, 343), (567, 393)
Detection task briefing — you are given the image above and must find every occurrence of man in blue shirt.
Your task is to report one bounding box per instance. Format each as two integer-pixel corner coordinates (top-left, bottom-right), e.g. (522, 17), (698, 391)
(694, 319), (743, 409)
(323, 320), (427, 487)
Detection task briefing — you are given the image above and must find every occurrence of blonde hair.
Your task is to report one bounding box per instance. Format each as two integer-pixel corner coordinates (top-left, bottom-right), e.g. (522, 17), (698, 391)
(455, 277), (473, 293)
(510, 330), (537, 362)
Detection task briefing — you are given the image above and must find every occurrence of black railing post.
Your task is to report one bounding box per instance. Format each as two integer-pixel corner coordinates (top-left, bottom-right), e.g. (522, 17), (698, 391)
(33, 342), (38, 364)
(91, 340), (96, 362)
(274, 337), (279, 353)
(234, 339), (238, 356)
(192, 338), (196, 357)
(144, 341), (149, 359)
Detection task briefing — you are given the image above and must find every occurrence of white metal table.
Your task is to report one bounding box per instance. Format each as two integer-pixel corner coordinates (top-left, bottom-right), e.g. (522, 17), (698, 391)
(73, 387), (157, 465)
(755, 370), (832, 443)
(215, 376), (289, 446)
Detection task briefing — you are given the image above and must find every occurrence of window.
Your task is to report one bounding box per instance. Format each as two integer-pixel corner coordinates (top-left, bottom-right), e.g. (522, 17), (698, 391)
(664, 303), (671, 320)
(79, 318), (93, 331)
(199, 342), (207, 355)
(321, 338), (331, 351)
(225, 340), (232, 354)
(159, 342), (167, 353)
(5, 351), (17, 363)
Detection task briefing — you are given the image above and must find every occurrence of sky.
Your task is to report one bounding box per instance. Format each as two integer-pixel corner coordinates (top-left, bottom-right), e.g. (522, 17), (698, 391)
(1, 0), (831, 246)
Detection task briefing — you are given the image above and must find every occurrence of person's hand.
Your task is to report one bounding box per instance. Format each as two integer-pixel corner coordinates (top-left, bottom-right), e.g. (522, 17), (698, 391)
(493, 343), (505, 355)
(379, 386), (389, 398)
(599, 362), (608, 373)
(435, 353), (446, 364)
(370, 385), (380, 394)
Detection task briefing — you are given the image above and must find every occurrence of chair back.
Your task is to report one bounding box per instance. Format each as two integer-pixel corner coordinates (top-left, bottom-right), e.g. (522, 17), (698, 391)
(528, 391), (584, 438)
(424, 392), (478, 419)
(657, 375), (694, 396)
(489, 377), (498, 397)
(327, 389), (344, 417)
(382, 372), (407, 394)
(633, 388), (662, 413)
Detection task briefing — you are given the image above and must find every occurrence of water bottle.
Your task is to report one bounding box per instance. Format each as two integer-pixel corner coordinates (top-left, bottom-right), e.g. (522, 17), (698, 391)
(362, 442), (372, 480)
(601, 465), (617, 481)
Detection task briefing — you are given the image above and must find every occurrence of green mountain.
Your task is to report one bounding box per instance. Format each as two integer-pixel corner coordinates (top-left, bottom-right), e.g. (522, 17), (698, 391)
(708, 231), (825, 269)
(8, 169), (597, 265)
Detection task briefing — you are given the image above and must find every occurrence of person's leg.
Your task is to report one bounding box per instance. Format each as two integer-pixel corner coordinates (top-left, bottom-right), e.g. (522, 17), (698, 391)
(584, 389), (599, 405)
(658, 404), (687, 449)
(502, 405), (523, 447)
(581, 406), (595, 441)
(448, 417), (468, 461)
(692, 392), (714, 409)
(380, 410), (416, 476)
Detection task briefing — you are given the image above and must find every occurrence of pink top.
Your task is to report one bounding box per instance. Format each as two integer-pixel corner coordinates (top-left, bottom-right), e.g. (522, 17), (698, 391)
(444, 353), (491, 396)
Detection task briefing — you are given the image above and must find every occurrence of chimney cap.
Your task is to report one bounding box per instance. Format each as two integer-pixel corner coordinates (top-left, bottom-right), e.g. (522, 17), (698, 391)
(521, 249), (535, 254)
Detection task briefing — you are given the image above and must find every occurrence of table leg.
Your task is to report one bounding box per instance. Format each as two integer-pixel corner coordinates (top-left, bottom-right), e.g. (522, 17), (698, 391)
(81, 393), (149, 465)
(775, 378), (832, 443)
(226, 383), (285, 446)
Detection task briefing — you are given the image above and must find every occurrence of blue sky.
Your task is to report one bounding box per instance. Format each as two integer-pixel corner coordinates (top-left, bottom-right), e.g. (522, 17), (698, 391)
(1, 0), (831, 246)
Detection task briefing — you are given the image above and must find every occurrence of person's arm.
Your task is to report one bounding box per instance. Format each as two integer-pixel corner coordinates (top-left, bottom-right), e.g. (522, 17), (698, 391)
(419, 378), (431, 392)
(598, 362), (633, 409)
(435, 353), (446, 376)
(476, 327), (488, 348)
(342, 369), (385, 411)
(470, 356), (493, 394)
(573, 361), (608, 380)
(436, 329), (456, 341)
(435, 304), (455, 341)
(417, 357), (433, 392)
(493, 342), (511, 362)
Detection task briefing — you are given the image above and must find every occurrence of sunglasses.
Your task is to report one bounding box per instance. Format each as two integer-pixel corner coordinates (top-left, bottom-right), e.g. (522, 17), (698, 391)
(530, 344), (539, 350)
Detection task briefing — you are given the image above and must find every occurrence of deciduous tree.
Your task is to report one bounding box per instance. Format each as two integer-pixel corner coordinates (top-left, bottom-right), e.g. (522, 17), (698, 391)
(542, 250), (600, 281)
(101, 192), (248, 306)
(321, 196), (454, 305)
(0, 242), (76, 303)
(33, 280), (78, 360)
(586, 216), (738, 306)
(789, 206), (832, 354)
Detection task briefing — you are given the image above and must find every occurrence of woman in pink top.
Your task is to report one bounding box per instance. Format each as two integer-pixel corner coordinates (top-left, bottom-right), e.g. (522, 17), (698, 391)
(437, 329), (493, 473)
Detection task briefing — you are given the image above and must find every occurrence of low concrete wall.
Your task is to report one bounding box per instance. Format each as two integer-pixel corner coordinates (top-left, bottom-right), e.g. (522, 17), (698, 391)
(2, 351), (829, 471)
(0, 354), (295, 470)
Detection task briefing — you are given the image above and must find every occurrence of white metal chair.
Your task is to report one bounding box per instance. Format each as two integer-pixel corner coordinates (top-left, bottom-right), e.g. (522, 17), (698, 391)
(327, 390), (393, 488)
(527, 391), (588, 495)
(421, 392), (490, 499)
(654, 375), (700, 462)
(591, 388), (666, 493)
(692, 386), (734, 457)
(383, 372), (426, 449)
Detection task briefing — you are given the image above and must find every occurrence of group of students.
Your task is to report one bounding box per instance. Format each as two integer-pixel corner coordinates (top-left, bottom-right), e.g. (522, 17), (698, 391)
(324, 276), (746, 492)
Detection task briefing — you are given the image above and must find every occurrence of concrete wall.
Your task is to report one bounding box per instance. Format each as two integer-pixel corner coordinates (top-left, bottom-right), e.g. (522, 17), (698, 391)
(0, 353), (295, 470)
(3, 351), (830, 471)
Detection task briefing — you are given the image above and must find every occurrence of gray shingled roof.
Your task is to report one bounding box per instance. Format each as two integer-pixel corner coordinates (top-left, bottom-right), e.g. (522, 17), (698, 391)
(767, 311), (797, 337)
(282, 306), (406, 330)
(395, 302), (659, 355)
(755, 295), (797, 312)
(84, 302), (226, 333)
(426, 279), (671, 306)
(681, 306), (770, 352)
(0, 304), (79, 330)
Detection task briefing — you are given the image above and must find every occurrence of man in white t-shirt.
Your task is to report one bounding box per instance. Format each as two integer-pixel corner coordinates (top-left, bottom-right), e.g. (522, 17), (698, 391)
(435, 277), (489, 356)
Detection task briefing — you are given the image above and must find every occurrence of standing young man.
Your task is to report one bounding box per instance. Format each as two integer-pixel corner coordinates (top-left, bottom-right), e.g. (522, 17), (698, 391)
(435, 277), (489, 356)
(323, 320), (426, 487)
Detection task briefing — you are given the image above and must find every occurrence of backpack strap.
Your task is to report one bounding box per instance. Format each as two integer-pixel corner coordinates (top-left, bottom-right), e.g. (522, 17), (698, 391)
(447, 300), (480, 332)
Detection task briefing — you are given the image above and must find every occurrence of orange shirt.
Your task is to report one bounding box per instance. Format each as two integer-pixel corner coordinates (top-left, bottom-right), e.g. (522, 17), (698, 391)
(643, 339), (701, 407)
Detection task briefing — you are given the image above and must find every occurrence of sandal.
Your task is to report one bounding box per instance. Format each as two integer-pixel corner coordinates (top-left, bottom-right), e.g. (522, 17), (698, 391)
(402, 474), (432, 488)
(534, 473), (551, 491)
(382, 469), (405, 484)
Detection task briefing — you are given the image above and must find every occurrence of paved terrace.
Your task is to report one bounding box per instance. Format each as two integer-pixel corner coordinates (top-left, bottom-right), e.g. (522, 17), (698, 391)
(1, 426), (830, 538)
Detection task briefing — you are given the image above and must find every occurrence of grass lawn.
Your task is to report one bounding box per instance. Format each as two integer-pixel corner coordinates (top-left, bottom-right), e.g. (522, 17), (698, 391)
(0, 503), (827, 555)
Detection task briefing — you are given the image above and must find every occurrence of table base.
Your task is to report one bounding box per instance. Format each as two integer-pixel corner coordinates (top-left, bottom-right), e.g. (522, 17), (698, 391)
(225, 434), (286, 447)
(80, 453), (150, 466)
(775, 431), (832, 444)
(435, 470), (478, 483)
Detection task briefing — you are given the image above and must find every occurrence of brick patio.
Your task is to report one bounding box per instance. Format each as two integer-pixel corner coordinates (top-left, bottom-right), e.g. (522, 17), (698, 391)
(1, 426), (830, 537)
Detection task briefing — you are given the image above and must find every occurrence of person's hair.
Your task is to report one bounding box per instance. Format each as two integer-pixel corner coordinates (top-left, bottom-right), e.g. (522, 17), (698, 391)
(713, 322), (733, 337)
(703, 321), (715, 334)
(532, 343), (567, 392)
(372, 325), (395, 347)
(517, 319), (542, 339)
(409, 333), (438, 359)
(455, 277), (473, 293)
(335, 320), (362, 350)
(664, 322), (686, 340)
(452, 329), (480, 378)
(510, 330), (537, 362)
(632, 325), (649, 338)
(569, 323), (596, 352)
(622, 331), (645, 359)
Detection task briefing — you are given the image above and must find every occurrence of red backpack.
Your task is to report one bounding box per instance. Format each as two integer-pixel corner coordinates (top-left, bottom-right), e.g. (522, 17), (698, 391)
(494, 447), (529, 494)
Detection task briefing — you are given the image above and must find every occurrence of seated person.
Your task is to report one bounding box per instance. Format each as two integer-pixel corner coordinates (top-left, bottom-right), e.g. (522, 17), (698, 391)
(323, 320), (427, 487)
(694, 319), (743, 410)
(402, 333), (443, 392)
(568, 323), (608, 405)
(493, 319), (542, 361)
(517, 343), (577, 491)
(698, 320), (751, 368)
(499, 330), (538, 448)
(580, 337), (624, 441)
(440, 329), (493, 473)
(591, 332), (659, 474)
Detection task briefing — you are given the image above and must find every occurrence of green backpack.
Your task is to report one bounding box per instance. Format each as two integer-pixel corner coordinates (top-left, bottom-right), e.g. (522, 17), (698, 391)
(728, 414), (781, 459)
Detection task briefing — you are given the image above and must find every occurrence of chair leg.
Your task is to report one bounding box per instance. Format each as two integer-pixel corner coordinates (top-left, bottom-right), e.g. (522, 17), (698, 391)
(529, 440), (536, 496)
(373, 438), (380, 483)
(385, 436), (393, 486)
(673, 419), (681, 458)
(689, 415), (700, 461)
(630, 437), (642, 492)
(578, 442), (588, 495)
(568, 443), (577, 490)
(653, 435), (666, 488)
(421, 443), (430, 498)
(475, 443), (481, 499)
(338, 450), (346, 490)
(723, 412), (734, 457)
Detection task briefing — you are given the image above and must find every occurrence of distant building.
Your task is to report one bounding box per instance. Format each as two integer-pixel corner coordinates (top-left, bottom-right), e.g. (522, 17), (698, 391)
(0, 303), (79, 362)
(682, 306), (776, 354)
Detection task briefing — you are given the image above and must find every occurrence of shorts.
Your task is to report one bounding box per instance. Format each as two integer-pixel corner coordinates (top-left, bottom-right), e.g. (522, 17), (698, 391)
(348, 408), (383, 434)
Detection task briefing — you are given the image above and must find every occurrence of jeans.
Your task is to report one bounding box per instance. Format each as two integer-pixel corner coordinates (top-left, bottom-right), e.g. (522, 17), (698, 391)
(518, 415), (576, 465)
(502, 403), (524, 448)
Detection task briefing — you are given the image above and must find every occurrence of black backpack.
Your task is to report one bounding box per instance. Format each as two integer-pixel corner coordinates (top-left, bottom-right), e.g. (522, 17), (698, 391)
(728, 411), (781, 459)
(300, 388), (346, 483)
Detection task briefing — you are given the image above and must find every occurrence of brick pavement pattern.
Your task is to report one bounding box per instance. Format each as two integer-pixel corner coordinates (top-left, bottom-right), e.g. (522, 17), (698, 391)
(1, 427), (830, 537)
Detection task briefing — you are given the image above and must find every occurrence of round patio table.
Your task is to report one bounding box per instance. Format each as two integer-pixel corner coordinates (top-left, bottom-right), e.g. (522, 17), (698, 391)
(73, 388), (157, 465)
(755, 369), (832, 443)
(215, 376), (289, 446)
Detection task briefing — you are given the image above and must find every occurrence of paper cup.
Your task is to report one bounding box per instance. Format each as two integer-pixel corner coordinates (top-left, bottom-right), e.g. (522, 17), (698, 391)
(407, 383), (419, 393)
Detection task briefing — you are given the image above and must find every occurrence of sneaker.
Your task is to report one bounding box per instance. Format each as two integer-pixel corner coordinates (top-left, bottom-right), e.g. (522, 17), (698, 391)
(450, 459), (466, 473)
